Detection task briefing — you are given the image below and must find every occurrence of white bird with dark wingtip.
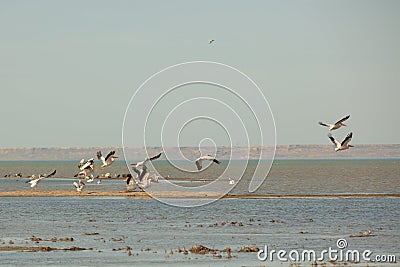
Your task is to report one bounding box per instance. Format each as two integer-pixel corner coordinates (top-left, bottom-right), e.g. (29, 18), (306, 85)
(74, 158), (95, 179)
(209, 39), (215, 44)
(131, 152), (163, 168)
(97, 151), (118, 170)
(195, 155), (221, 170)
(319, 115), (350, 131)
(328, 132), (354, 152)
(132, 165), (151, 191)
(26, 177), (44, 190)
(73, 180), (85, 192)
(26, 170), (56, 190)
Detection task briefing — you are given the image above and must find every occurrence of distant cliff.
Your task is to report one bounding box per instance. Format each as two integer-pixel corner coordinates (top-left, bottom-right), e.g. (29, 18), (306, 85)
(0, 145), (399, 161)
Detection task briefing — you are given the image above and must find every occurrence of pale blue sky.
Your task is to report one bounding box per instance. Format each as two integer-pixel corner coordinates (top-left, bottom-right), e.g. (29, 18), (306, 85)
(1, 0), (399, 147)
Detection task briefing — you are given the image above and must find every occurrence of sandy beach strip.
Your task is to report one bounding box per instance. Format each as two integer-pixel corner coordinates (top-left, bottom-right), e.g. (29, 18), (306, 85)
(0, 190), (398, 198)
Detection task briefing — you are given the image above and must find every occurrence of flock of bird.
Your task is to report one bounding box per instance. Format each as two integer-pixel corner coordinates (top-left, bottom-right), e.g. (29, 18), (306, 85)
(319, 115), (354, 151)
(22, 114), (352, 191)
(23, 150), (223, 192)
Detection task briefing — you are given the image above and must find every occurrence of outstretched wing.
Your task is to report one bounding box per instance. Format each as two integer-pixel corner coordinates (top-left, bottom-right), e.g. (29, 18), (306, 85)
(148, 152), (162, 161)
(78, 159), (85, 169)
(131, 167), (141, 176)
(336, 115), (350, 124)
(97, 151), (105, 164)
(341, 132), (353, 146)
(104, 151), (115, 162)
(319, 122), (329, 127)
(328, 133), (341, 147)
(46, 170), (56, 178)
(213, 159), (221, 164)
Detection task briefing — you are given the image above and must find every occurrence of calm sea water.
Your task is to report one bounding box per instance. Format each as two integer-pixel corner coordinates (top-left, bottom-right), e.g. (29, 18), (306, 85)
(0, 159), (399, 266)
(0, 159), (399, 194)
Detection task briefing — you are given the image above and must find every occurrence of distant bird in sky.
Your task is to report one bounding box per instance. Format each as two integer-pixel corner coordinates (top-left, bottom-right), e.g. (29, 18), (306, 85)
(328, 132), (354, 152)
(209, 39), (215, 44)
(73, 180), (85, 192)
(195, 155), (221, 170)
(131, 152), (163, 168)
(319, 115), (350, 131)
(132, 165), (151, 190)
(75, 158), (95, 179)
(97, 151), (118, 170)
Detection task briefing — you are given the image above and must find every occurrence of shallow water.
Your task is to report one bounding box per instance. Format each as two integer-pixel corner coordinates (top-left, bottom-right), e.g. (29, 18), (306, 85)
(0, 197), (399, 266)
(0, 159), (399, 266)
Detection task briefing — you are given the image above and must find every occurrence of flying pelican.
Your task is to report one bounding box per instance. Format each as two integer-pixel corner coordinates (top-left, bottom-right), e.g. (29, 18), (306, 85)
(26, 170), (56, 189)
(209, 39), (215, 44)
(26, 177), (45, 190)
(73, 180), (85, 192)
(97, 151), (118, 170)
(74, 158), (95, 179)
(328, 132), (354, 152)
(319, 115), (350, 131)
(195, 155), (221, 170)
(131, 152), (163, 168)
(132, 165), (151, 191)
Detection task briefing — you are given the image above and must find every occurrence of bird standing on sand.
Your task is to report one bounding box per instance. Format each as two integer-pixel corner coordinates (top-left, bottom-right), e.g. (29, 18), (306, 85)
(131, 152), (163, 168)
(195, 155), (221, 170)
(73, 180), (85, 192)
(228, 178), (235, 185)
(97, 151), (118, 170)
(319, 115), (350, 131)
(328, 132), (354, 152)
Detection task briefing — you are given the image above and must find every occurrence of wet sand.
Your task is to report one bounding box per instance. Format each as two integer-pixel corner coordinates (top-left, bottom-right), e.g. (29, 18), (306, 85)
(0, 190), (398, 198)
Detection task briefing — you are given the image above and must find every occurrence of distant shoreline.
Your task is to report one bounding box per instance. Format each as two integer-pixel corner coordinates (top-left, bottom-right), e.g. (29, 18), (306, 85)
(0, 144), (399, 160)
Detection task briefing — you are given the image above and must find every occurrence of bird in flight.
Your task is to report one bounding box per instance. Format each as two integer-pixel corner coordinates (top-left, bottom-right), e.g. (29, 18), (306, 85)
(97, 151), (118, 170)
(195, 155), (221, 170)
(73, 180), (85, 192)
(209, 39), (215, 44)
(131, 152), (163, 168)
(328, 132), (354, 152)
(75, 158), (95, 179)
(132, 165), (151, 190)
(319, 115), (350, 131)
